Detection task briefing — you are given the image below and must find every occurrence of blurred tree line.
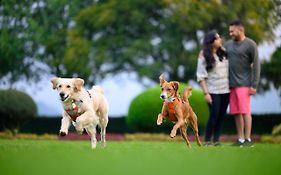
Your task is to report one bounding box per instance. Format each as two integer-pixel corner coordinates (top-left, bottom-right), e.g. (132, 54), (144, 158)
(0, 0), (280, 95)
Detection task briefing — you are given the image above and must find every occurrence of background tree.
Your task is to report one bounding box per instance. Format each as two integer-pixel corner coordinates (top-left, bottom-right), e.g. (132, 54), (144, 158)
(260, 47), (281, 98)
(0, 0), (40, 86)
(0, 0), (280, 88)
(0, 0), (91, 86)
(27, 0), (93, 78)
(64, 0), (280, 85)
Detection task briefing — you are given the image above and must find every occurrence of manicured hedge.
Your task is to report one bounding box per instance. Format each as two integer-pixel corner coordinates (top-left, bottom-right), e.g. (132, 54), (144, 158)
(0, 89), (37, 134)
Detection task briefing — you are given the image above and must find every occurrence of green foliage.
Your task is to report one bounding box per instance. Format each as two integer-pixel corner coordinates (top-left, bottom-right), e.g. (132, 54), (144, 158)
(0, 0), (92, 85)
(1, 0), (281, 94)
(0, 0), (40, 84)
(0, 89), (37, 135)
(260, 47), (281, 97)
(31, 0), (93, 79)
(127, 83), (209, 132)
(67, 0), (280, 85)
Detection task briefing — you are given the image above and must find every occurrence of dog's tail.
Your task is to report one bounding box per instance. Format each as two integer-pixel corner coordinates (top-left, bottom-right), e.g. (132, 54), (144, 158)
(182, 86), (192, 102)
(91, 85), (104, 94)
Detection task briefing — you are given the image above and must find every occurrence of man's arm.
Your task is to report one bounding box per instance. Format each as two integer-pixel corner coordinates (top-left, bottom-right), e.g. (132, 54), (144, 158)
(250, 41), (260, 93)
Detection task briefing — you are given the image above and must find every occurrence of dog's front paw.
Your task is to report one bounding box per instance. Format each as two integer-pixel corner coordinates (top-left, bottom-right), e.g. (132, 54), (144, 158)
(157, 114), (163, 125)
(59, 131), (67, 137)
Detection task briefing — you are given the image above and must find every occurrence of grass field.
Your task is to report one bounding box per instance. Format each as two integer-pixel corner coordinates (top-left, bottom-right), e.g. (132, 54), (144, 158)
(0, 139), (281, 175)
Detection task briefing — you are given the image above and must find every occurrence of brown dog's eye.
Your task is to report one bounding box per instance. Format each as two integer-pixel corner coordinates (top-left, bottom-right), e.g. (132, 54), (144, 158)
(67, 85), (71, 88)
(167, 88), (171, 91)
(161, 88), (164, 91)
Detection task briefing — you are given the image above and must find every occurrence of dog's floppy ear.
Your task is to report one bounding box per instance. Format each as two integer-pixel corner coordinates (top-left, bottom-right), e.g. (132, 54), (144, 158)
(171, 81), (179, 91)
(74, 78), (84, 91)
(51, 77), (59, 90)
(159, 74), (166, 87)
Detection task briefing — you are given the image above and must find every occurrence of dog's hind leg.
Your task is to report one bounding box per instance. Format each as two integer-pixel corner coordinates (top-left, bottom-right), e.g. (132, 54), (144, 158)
(190, 116), (202, 146)
(180, 126), (191, 148)
(86, 125), (97, 149)
(99, 116), (108, 148)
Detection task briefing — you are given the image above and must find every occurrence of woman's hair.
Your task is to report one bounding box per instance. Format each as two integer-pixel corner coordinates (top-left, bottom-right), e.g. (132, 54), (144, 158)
(203, 30), (227, 71)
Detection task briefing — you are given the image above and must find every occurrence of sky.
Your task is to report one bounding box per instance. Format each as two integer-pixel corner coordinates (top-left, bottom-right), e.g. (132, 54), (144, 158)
(3, 25), (281, 117)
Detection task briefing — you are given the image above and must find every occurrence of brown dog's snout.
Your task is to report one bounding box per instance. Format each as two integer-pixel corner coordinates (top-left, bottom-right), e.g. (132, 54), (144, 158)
(160, 92), (167, 100)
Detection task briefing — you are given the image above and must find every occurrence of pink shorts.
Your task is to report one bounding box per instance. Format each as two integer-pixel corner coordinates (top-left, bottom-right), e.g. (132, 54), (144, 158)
(229, 87), (251, 115)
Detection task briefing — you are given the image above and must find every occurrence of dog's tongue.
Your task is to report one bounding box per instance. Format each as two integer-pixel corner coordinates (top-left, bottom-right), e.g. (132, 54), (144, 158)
(61, 95), (69, 101)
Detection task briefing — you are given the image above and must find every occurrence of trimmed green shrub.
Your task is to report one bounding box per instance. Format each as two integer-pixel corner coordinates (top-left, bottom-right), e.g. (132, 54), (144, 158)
(127, 83), (209, 132)
(0, 89), (37, 135)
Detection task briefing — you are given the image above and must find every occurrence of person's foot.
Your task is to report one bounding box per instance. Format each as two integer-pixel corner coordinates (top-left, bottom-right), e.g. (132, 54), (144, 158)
(231, 140), (244, 147)
(243, 140), (254, 147)
(214, 142), (222, 146)
(203, 141), (213, 147)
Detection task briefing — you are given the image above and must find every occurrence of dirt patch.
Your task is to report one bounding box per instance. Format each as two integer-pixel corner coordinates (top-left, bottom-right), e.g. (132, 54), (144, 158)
(58, 132), (125, 141)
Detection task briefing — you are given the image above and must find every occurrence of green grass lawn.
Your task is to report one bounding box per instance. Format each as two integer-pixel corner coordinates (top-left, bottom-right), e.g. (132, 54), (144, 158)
(0, 139), (281, 175)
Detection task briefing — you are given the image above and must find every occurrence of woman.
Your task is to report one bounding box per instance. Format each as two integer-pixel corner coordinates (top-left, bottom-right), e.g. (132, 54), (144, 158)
(196, 30), (229, 146)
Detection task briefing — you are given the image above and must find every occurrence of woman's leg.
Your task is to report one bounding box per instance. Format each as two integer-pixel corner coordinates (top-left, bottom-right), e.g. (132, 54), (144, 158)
(213, 93), (230, 142)
(204, 94), (220, 142)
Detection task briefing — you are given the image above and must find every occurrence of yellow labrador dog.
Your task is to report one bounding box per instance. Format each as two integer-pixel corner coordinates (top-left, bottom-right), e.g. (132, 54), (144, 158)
(51, 77), (109, 149)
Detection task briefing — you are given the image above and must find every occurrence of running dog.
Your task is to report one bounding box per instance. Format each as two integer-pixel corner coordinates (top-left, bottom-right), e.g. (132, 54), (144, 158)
(51, 77), (109, 149)
(156, 74), (202, 148)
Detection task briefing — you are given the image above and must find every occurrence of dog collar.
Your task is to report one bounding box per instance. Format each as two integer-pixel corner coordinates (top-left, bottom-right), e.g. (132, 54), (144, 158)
(166, 96), (176, 103)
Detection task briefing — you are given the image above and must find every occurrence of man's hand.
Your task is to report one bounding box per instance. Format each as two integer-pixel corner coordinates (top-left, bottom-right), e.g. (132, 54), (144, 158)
(249, 87), (257, 95)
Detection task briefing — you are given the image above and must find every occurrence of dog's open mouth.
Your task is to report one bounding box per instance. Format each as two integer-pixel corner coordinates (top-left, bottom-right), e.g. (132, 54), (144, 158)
(60, 95), (69, 101)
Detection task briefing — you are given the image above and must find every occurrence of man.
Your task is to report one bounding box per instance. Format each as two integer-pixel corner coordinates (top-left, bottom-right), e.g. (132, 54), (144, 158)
(224, 20), (260, 147)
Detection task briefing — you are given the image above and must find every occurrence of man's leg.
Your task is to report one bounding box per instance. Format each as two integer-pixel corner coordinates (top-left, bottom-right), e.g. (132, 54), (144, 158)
(239, 87), (252, 144)
(234, 114), (244, 140)
(243, 114), (252, 140)
(230, 88), (244, 146)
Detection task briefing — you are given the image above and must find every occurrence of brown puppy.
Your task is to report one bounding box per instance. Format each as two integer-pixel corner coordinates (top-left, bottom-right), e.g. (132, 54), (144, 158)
(157, 74), (202, 148)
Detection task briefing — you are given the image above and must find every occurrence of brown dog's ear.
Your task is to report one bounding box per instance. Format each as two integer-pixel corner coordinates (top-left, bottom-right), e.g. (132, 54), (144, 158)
(74, 78), (84, 91)
(171, 81), (179, 91)
(51, 77), (59, 90)
(159, 74), (166, 87)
